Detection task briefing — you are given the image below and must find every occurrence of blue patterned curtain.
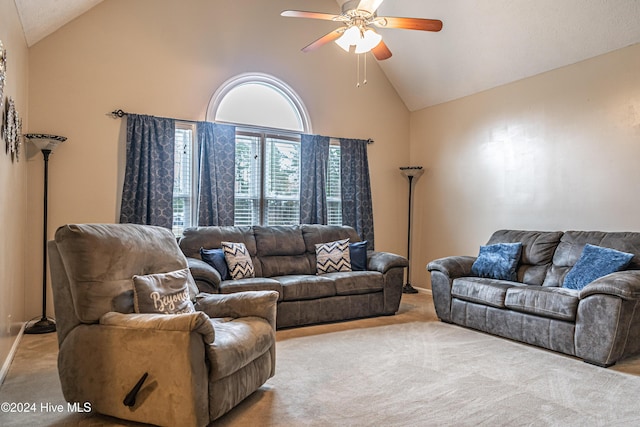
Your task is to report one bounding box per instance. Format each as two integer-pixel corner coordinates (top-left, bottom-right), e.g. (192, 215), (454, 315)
(120, 114), (176, 228)
(300, 134), (330, 224)
(197, 122), (236, 226)
(340, 138), (374, 249)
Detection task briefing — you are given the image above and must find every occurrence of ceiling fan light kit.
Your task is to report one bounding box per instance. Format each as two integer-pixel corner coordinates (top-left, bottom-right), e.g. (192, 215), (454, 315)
(281, 0), (443, 63)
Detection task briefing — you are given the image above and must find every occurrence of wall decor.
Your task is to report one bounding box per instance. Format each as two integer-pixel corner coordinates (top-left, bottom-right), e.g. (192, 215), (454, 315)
(3, 97), (21, 162)
(0, 40), (6, 112)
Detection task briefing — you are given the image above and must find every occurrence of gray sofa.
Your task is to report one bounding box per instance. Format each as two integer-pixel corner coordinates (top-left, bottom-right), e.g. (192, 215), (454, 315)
(427, 230), (640, 367)
(179, 224), (408, 328)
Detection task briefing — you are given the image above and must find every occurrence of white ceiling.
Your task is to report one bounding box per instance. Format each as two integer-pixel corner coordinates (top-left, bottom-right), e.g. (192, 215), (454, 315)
(14, 0), (640, 111)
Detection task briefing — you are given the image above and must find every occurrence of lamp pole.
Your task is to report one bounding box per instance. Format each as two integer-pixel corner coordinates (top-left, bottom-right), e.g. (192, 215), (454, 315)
(400, 166), (424, 294)
(25, 134), (66, 334)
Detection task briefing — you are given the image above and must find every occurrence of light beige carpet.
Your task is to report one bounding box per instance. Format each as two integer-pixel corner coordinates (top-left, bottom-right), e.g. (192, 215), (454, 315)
(1, 293), (639, 426)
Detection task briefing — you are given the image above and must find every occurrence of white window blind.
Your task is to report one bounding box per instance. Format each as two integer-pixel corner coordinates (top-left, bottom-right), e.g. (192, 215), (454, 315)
(327, 143), (342, 225)
(172, 124), (195, 236)
(234, 133), (261, 226)
(264, 137), (300, 225)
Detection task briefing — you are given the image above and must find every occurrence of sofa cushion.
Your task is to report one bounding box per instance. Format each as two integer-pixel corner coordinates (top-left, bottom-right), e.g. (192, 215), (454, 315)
(321, 271), (383, 296)
(487, 230), (563, 285)
(218, 278), (283, 301)
(505, 286), (579, 321)
(350, 241), (368, 271)
(274, 275), (336, 301)
(200, 248), (230, 280)
(301, 224), (361, 253)
(315, 239), (352, 274)
(543, 231), (640, 287)
(222, 242), (256, 280)
(132, 268), (196, 315)
(471, 243), (522, 281)
(452, 277), (521, 308)
(562, 244), (634, 291)
(254, 225), (306, 256)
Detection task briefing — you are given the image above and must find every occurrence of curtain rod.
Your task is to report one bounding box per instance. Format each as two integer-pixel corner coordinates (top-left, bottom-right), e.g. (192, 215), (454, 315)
(108, 109), (374, 144)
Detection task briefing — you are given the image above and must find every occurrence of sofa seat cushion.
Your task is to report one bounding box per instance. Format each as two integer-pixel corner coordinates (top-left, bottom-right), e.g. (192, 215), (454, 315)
(452, 277), (521, 308)
(504, 286), (579, 321)
(274, 275), (336, 301)
(320, 271), (383, 296)
(206, 317), (274, 381)
(218, 278), (283, 301)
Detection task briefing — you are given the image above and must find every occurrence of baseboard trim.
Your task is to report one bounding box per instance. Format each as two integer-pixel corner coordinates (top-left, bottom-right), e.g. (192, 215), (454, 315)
(0, 322), (26, 386)
(413, 287), (432, 295)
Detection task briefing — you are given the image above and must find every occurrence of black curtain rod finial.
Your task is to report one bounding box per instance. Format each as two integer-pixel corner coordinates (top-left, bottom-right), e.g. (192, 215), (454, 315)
(110, 109), (127, 119)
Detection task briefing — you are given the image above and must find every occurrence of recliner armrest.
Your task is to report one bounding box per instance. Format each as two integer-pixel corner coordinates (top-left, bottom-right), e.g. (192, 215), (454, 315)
(427, 256), (476, 279)
(195, 290), (279, 329)
(579, 270), (640, 301)
(367, 251), (408, 274)
(100, 311), (215, 343)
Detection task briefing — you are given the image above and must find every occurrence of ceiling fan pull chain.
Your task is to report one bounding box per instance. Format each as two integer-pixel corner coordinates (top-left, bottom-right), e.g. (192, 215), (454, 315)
(363, 53), (368, 85)
(356, 53), (361, 88)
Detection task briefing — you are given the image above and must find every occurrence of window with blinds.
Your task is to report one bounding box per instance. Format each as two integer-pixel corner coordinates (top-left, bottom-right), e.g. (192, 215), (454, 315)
(172, 126), (343, 232)
(234, 131), (302, 226)
(327, 144), (342, 226)
(172, 124), (195, 236)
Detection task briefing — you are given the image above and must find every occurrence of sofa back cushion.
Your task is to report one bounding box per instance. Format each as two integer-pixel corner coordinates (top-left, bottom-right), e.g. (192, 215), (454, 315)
(254, 226), (311, 277)
(179, 226), (263, 277)
(55, 223), (196, 323)
(543, 231), (640, 287)
(487, 230), (563, 285)
(301, 225), (361, 271)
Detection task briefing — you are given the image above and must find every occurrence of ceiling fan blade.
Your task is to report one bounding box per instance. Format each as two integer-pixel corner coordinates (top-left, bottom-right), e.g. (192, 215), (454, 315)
(371, 40), (392, 60)
(302, 28), (345, 53)
(281, 10), (340, 21)
(375, 17), (443, 32)
(357, 0), (385, 13)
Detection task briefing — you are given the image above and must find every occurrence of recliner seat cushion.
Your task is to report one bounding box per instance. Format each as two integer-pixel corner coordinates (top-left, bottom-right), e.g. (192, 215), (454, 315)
(206, 317), (275, 381)
(504, 286), (579, 321)
(452, 277), (522, 308)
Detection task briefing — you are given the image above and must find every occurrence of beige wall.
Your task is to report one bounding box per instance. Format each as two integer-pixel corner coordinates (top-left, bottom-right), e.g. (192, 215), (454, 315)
(410, 43), (640, 289)
(0, 1), (29, 369)
(25, 0), (411, 319)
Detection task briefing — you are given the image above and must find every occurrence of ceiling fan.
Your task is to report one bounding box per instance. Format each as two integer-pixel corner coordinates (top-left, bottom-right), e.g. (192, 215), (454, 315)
(281, 0), (443, 61)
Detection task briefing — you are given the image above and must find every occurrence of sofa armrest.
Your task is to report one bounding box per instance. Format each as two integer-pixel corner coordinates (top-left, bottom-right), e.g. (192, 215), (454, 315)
(579, 270), (640, 301)
(187, 257), (221, 292)
(427, 256), (476, 279)
(195, 290), (279, 329)
(367, 251), (408, 274)
(100, 311), (215, 344)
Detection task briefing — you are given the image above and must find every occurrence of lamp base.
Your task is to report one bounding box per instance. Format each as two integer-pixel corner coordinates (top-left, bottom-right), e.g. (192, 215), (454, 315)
(402, 283), (419, 294)
(24, 317), (56, 334)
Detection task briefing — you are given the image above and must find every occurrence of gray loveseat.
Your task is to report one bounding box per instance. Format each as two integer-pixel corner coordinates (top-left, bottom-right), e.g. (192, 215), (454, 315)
(179, 224), (408, 328)
(427, 230), (640, 367)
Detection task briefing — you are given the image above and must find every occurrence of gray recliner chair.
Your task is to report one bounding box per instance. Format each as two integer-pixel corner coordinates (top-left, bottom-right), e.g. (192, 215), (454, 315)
(48, 223), (278, 426)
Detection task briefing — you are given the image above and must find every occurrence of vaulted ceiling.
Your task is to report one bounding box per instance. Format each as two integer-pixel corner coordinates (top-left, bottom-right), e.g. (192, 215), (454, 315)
(14, 0), (640, 111)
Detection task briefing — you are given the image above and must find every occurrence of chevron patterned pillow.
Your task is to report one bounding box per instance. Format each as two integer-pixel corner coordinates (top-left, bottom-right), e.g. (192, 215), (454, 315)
(315, 239), (352, 274)
(221, 241), (256, 280)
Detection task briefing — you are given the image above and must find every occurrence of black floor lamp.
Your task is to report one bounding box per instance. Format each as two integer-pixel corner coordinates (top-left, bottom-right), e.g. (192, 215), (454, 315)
(400, 166), (424, 294)
(24, 133), (67, 335)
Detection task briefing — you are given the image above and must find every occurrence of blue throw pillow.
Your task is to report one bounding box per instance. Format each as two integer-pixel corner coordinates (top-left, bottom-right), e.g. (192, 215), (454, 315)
(200, 248), (230, 281)
(562, 244), (634, 291)
(471, 242), (522, 281)
(350, 241), (368, 271)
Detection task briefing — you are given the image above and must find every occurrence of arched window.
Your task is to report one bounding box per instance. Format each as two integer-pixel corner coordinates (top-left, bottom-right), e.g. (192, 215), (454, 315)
(207, 73), (311, 133)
